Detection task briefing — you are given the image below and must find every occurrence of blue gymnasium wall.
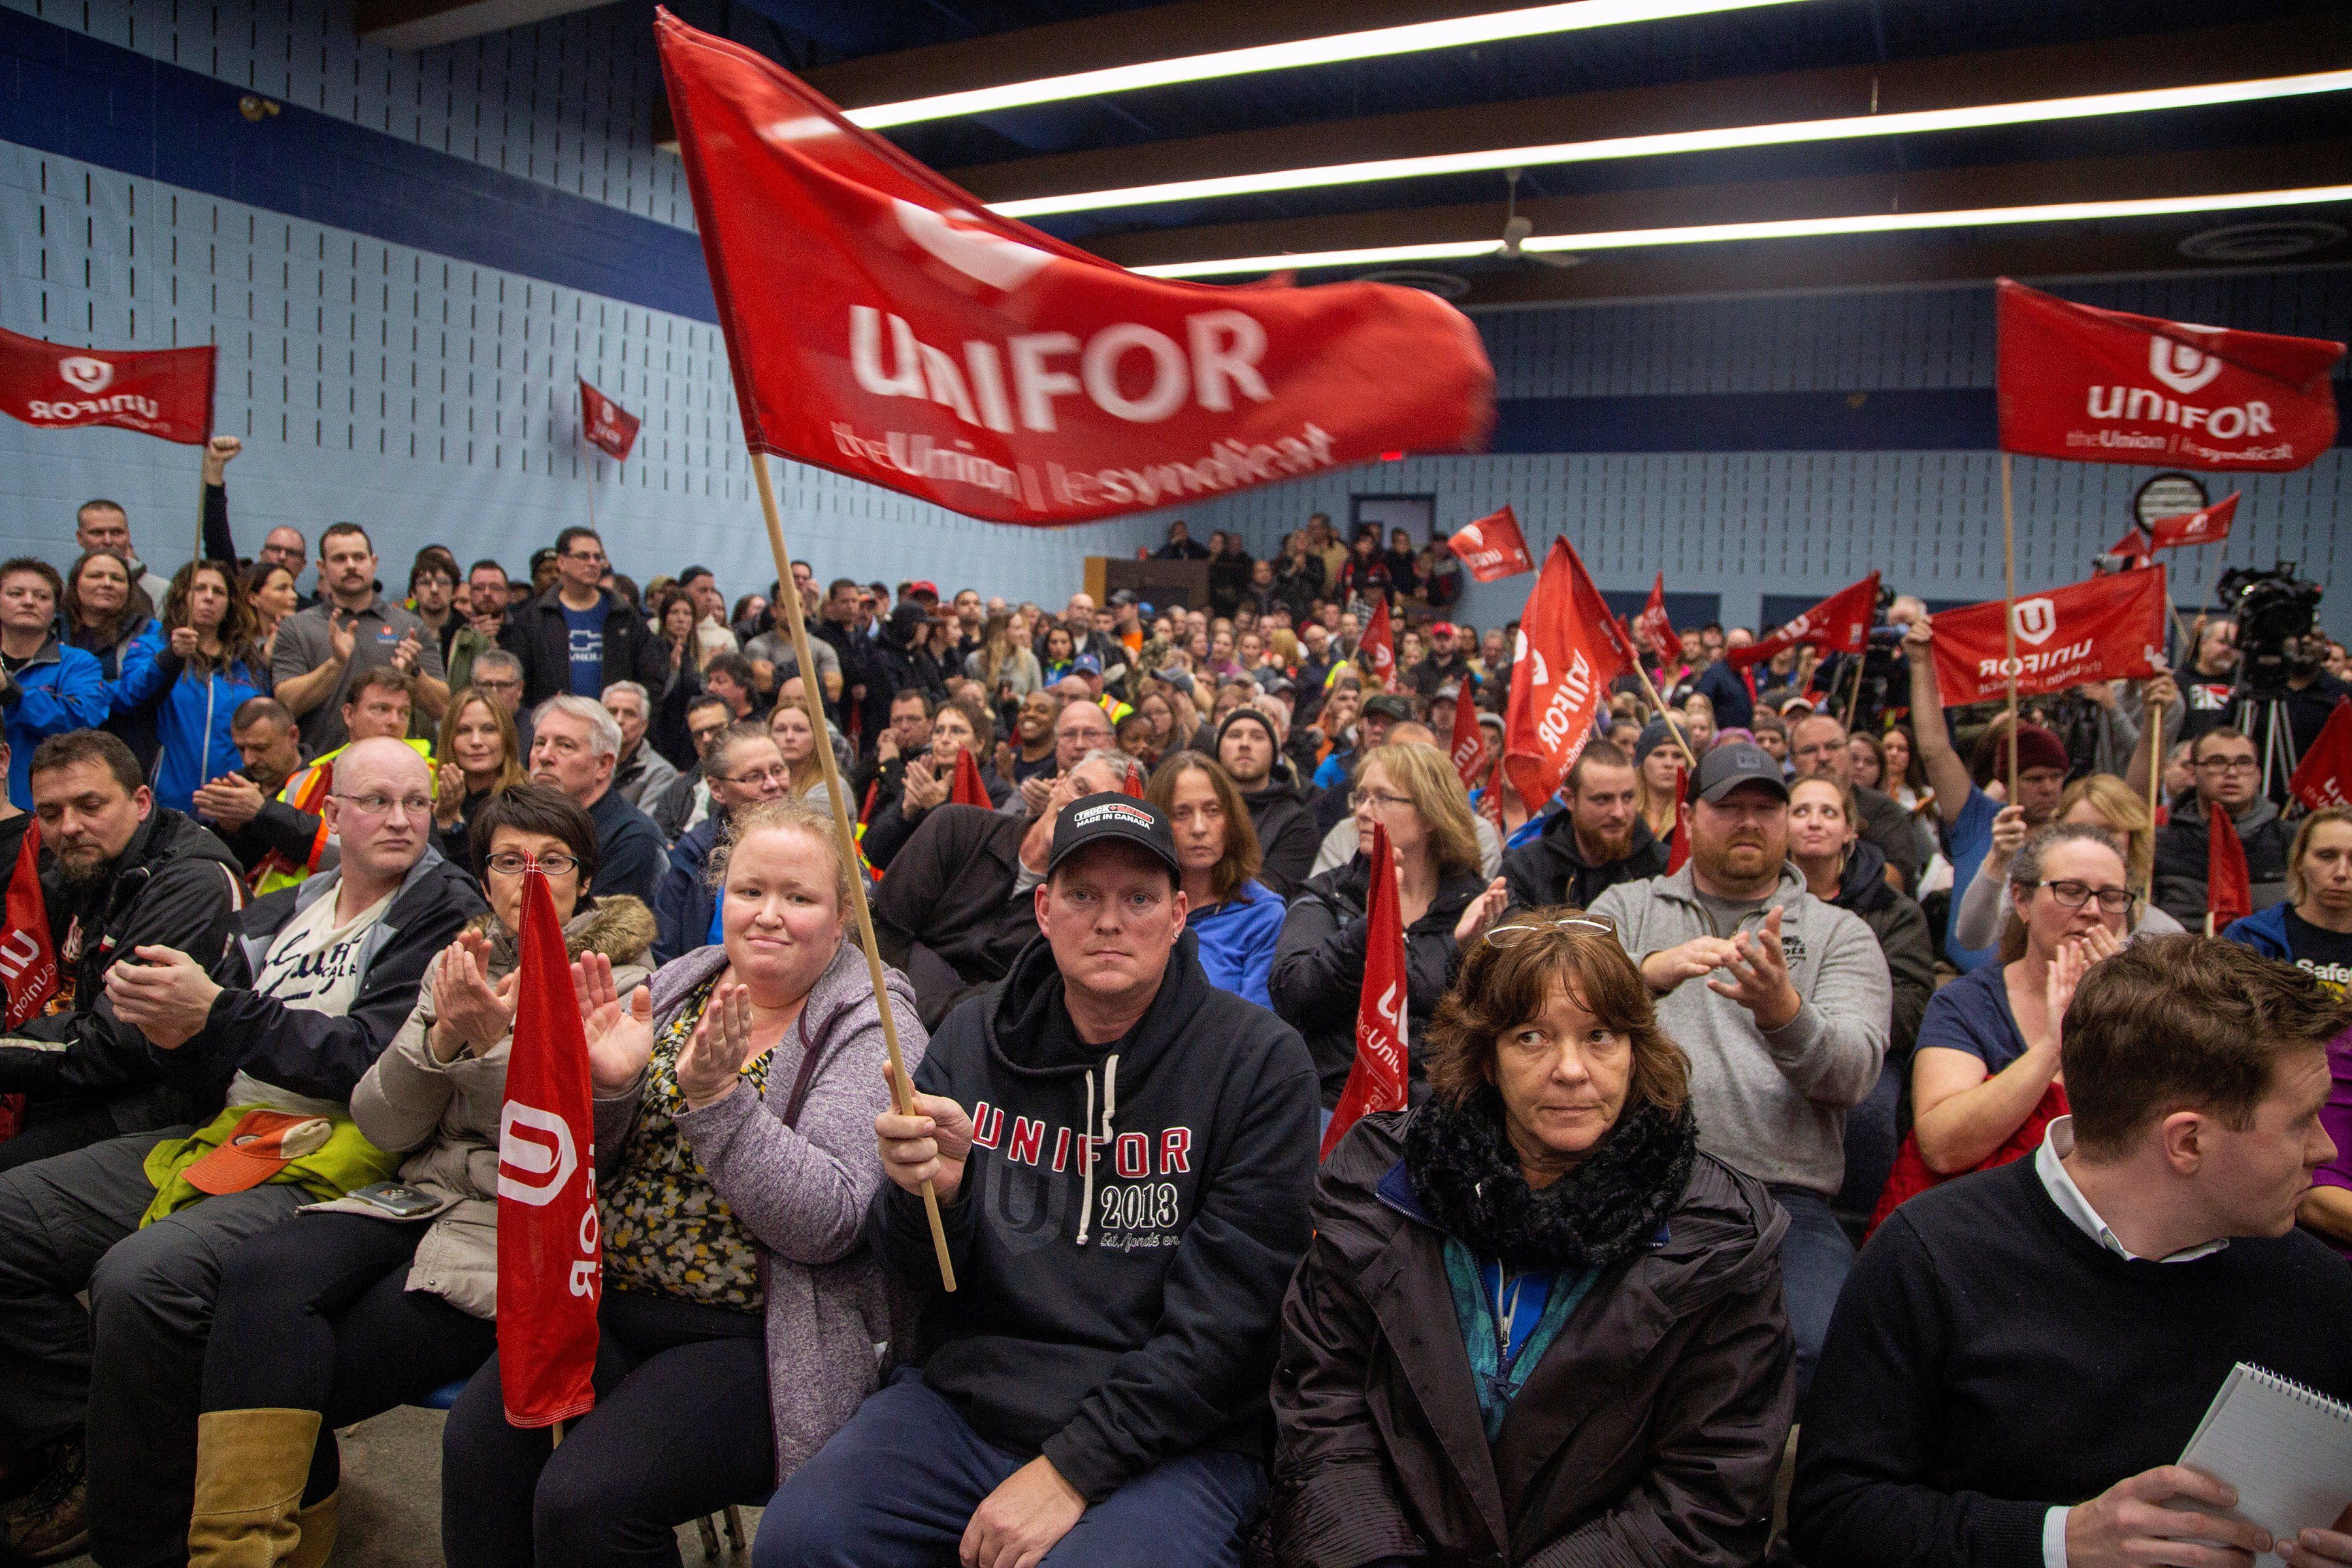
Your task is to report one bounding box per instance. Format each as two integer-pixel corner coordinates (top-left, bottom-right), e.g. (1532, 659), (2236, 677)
(0, 0), (1168, 606)
(1193, 271), (2352, 646)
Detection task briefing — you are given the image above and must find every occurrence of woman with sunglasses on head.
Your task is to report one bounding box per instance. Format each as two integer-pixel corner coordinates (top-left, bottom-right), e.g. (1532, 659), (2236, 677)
(189, 784), (654, 1563)
(1272, 910), (1794, 1568)
(110, 560), (273, 815)
(1871, 822), (2131, 1229)
(1271, 742), (1511, 1111)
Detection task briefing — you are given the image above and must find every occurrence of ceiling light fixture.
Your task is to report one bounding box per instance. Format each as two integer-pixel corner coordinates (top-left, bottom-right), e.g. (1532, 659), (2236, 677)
(846, 0), (1816, 129)
(992, 71), (2352, 218)
(1130, 184), (2352, 278)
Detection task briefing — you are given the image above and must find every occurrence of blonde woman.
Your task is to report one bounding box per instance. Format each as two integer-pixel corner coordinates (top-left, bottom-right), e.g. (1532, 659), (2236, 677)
(1951, 771), (2182, 951)
(1269, 742), (1511, 1109)
(768, 700), (835, 809)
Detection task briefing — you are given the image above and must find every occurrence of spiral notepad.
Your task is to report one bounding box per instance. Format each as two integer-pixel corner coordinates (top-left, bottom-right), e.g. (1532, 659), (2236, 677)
(2179, 1363), (2352, 1554)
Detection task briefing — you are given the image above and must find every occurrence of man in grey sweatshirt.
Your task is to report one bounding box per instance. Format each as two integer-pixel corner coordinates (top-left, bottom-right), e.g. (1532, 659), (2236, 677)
(1591, 743), (1890, 1395)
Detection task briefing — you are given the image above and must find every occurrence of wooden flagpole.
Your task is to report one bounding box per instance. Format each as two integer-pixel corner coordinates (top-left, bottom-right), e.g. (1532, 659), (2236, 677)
(1840, 647), (1868, 734)
(750, 451), (956, 1292)
(2001, 451), (2020, 803)
(2146, 690), (2166, 838)
(1627, 657), (1699, 768)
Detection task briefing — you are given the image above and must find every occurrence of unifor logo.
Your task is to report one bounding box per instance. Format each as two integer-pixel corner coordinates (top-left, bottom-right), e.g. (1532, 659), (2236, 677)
(1457, 523), (1484, 547)
(2013, 596), (2058, 647)
(1515, 629), (1548, 687)
(58, 356), (113, 395)
(497, 1102), (578, 1206)
(893, 200), (1054, 293)
(2148, 334), (2224, 397)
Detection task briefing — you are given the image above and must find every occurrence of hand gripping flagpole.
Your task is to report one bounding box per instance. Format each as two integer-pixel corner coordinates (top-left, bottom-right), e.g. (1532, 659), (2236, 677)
(751, 452), (955, 1292)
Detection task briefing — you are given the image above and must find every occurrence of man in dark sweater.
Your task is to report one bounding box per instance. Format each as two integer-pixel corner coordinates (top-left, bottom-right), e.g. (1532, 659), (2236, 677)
(1499, 739), (1667, 910)
(757, 794), (1318, 1568)
(1791, 933), (2352, 1568)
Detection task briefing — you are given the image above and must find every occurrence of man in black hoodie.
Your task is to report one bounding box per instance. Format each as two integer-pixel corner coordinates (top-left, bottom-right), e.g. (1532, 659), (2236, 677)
(1499, 740), (1667, 911)
(758, 794), (1318, 1568)
(1217, 708), (1319, 898)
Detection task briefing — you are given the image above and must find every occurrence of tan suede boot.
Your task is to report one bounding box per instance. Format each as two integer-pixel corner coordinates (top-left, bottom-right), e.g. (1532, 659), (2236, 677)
(186, 1409), (323, 1568)
(285, 1491), (338, 1568)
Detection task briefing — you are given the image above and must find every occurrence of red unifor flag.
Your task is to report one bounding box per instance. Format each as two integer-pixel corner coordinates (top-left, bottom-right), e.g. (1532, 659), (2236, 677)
(1446, 676), (1487, 789)
(1322, 820), (1409, 1160)
(2148, 492), (2240, 551)
(1360, 598), (1396, 691)
(1725, 574), (1880, 671)
(2289, 698), (2352, 811)
(496, 866), (600, 1428)
(1665, 766), (1692, 876)
(2207, 800), (2253, 932)
(1635, 572), (1678, 665)
(580, 378), (642, 461)
(0, 326), (215, 444)
(1995, 278), (2344, 472)
(1446, 506), (1535, 583)
(949, 746), (992, 808)
(653, 11), (1493, 525)
(1927, 567), (2169, 706)
(0, 823), (61, 1144)
(1503, 537), (1629, 814)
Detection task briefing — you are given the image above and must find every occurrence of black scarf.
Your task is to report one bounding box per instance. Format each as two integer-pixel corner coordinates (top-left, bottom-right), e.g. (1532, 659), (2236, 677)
(1403, 1090), (1698, 1273)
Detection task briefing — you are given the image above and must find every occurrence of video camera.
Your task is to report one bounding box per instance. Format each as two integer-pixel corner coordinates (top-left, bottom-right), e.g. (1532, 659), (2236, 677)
(2215, 563), (2324, 698)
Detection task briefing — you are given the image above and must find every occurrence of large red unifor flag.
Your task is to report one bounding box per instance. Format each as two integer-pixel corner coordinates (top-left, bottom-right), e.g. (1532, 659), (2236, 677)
(580, 378), (642, 461)
(0, 326), (214, 444)
(1634, 572), (1678, 665)
(1446, 674), (1487, 789)
(2290, 698), (2352, 811)
(1446, 506), (1535, 583)
(1995, 278), (2344, 472)
(496, 866), (600, 1428)
(2207, 800), (2253, 934)
(2147, 492), (2240, 550)
(1360, 598), (1396, 691)
(1322, 821), (1409, 1160)
(652, 11), (1492, 525)
(0, 823), (61, 1144)
(949, 746), (992, 808)
(1724, 574), (1880, 672)
(1503, 537), (1629, 814)
(1928, 567), (2168, 706)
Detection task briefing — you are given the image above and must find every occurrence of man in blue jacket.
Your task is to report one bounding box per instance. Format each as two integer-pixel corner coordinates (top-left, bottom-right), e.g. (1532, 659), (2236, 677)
(755, 794), (1319, 1568)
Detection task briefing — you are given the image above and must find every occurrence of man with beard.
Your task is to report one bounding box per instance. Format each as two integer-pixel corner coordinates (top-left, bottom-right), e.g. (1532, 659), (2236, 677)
(1499, 739), (1666, 910)
(1592, 744), (1890, 1396)
(0, 731), (247, 1168)
(1215, 708), (1318, 898)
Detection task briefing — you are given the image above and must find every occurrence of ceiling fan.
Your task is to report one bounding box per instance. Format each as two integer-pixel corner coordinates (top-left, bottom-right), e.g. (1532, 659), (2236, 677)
(1495, 169), (1583, 270)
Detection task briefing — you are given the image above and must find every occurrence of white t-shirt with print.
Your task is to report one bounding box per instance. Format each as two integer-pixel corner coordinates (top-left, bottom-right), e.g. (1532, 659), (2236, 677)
(225, 885), (397, 1114)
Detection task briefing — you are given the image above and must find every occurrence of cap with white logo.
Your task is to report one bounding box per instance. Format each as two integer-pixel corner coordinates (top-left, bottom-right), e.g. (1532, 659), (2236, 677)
(1047, 793), (1181, 879)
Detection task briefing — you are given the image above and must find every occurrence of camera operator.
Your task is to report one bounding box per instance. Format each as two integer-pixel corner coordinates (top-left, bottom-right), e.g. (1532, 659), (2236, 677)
(2208, 569), (2344, 798)
(2230, 630), (2348, 790)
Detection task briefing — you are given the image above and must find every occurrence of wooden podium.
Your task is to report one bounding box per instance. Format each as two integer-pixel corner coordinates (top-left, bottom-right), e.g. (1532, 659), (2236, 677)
(1085, 556), (1211, 613)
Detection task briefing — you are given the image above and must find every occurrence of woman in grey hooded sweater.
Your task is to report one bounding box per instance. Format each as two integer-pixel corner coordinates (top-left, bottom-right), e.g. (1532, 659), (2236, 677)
(440, 795), (927, 1568)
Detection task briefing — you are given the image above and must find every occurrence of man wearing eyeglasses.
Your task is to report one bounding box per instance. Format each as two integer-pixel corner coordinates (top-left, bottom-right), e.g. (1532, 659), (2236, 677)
(508, 527), (666, 711)
(652, 722), (789, 964)
(0, 737), (484, 1566)
(2152, 727), (2295, 926)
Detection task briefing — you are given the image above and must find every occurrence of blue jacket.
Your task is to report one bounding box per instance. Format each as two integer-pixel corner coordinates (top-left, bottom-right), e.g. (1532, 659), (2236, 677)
(110, 626), (271, 815)
(653, 814), (724, 966)
(3, 635), (107, 806)
(1188, 877), (1286, 1010)
(2220, 902), (2293, 960)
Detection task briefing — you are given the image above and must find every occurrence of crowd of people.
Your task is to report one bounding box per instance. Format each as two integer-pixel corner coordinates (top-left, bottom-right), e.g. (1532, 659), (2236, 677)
(0, 465), (2348, 1568)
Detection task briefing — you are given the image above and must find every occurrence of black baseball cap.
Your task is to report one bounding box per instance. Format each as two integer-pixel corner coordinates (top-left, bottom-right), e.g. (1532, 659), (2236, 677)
(1047, 794), (1181, 879)
(1688, 743), (1789, 805)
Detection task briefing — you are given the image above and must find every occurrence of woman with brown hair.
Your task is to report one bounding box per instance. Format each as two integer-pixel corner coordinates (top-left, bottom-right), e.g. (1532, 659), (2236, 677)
(1271, 910), (1795, 1567)
(432, 687), (527, 864)
(110, 560), (270, 813)
(1148, 752), (1284, 1007)
(69, 548), (161, 764)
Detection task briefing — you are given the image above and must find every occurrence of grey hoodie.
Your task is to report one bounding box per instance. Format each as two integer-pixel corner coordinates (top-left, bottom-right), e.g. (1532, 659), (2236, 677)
(1590, 863), (1890, 1197)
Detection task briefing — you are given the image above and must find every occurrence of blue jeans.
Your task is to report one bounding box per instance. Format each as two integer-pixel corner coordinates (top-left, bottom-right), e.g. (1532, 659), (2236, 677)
(1769, 1184), (1855, 1401)
(753, 1367), (1267, 1568)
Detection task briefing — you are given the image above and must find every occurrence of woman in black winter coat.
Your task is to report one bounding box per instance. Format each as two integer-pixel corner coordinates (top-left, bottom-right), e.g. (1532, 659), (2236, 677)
(1269, 742), (1509, 1109)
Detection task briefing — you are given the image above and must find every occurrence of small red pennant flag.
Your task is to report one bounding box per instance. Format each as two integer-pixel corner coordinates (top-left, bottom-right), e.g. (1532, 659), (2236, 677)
(1323, 821), (1410, 1160)
(2206, 800), (2253, 933)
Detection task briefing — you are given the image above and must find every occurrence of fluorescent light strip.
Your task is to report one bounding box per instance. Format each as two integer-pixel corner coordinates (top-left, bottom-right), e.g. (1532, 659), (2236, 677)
(994, 71), (2352, 218)
(1131, 184), (2352, 277)
(845, 0), (1814, 129)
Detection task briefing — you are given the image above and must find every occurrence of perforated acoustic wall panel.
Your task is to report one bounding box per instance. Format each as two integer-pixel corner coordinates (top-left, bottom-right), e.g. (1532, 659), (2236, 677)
(1193, 272), (2352, 643)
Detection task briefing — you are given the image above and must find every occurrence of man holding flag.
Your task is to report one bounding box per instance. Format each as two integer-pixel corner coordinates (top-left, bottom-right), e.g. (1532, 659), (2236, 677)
(2153, 728), (2293, 927)
(758, 794), (1316, 1568)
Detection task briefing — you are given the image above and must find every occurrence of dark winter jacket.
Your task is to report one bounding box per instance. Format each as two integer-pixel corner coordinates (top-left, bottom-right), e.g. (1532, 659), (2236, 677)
(1499, 813), (1667, 914)
(861, 755), (1013, 870)
(1823, 837), (1937, 1067)
(1852, 783), (1927, 894)
(1270, 855), (1486, 1107)
(2153, 796), (2293, 926)
(1271, 1109), (1793, 1568)
(652, 813), (725, 966)
(506, 585), (668, 710)
(161, 845), (487, 1105)
(0, 808), (249, 1133)
(868, 929), (1319, 1502)
(870, 803), (1037, 1030)
(1239, 766), (1321, 900)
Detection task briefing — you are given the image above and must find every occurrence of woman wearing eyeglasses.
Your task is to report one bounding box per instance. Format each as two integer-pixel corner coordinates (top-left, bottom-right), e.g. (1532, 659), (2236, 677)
(1947, 772), (2183, 955)
(1271, 742), (1511, 1110)
(190, 783), (655, 1562)
(1870, 823), (2131, 1230)
(1271, 911), (1795, 1568)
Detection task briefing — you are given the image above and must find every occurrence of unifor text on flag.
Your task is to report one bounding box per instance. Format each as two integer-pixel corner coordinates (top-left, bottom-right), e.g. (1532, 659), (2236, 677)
(1927, 568), (2169, 706)
(652, 10), (1493, 525)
